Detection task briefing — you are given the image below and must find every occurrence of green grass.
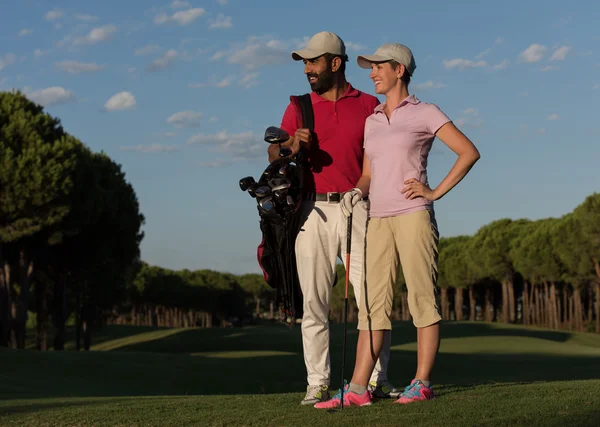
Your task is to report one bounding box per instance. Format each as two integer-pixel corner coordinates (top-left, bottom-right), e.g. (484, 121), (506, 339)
(2, 321), (600, 426)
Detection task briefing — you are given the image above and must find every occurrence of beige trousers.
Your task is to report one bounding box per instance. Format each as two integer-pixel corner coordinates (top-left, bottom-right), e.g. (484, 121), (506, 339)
(359, 209), (442, 331)
(295, 200), (392, 386)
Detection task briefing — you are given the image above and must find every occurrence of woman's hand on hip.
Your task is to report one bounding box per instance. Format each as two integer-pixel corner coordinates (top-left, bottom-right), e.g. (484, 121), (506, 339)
(401, 179), (438, 201)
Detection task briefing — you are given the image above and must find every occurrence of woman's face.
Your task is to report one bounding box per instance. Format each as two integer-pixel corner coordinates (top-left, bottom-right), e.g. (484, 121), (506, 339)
(369, 62), (402, 95)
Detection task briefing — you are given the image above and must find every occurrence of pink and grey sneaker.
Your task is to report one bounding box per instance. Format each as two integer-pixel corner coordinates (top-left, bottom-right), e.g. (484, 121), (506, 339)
(314, 384), (372, 409)
(394, 379), (435, 404)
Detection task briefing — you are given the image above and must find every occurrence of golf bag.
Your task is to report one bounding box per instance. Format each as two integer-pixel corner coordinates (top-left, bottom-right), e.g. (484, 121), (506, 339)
(256, 94), (314, 322)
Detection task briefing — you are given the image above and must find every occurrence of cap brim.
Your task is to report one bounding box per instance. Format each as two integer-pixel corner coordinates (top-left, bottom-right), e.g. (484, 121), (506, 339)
(357, 54), (391, 69)
(291, 48), (327, 61)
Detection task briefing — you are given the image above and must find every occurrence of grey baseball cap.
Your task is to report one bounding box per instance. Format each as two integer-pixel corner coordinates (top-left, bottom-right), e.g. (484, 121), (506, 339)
(292, 31), (346, 60)
(357, 43), (416, 75)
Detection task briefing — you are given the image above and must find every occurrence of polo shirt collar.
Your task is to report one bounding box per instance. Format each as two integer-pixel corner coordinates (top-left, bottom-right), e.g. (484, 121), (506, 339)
(310, 83), (360, 103)
(374, 94), (420, 113)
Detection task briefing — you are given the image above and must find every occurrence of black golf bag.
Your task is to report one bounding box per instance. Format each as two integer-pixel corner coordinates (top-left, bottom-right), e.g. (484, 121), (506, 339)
(254, 94), (314, 323)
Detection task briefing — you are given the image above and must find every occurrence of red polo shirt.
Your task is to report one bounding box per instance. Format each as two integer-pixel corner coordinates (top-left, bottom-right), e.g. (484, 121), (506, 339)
(280, 83), (379, 194)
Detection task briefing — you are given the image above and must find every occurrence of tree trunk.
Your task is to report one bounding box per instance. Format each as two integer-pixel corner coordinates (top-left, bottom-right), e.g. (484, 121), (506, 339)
(588, 285), (593, 331)
(550, 282), (558, 330)
(574, 287), (583, 332)
(508, 280), (516, 323)
(563, 288), (569, 329)
(36, 279), (48, 351)
(529, 281), (536, 326)
(522, 282), (529, 325)
(595, 282), (600, 334)
(484, 287), (493, 322)
(16, 249), (34, 349)
(501, 280), (509, 323)
(440, 288), (449, 320)
(543, 282), (550, 328)
(0, 245), (11, 347)
(468, 286), (476, 321)
(455, 288), (464, 321)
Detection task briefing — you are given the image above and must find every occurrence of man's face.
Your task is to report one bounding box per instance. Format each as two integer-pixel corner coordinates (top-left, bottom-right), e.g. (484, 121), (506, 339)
(303, 55), (335, 94)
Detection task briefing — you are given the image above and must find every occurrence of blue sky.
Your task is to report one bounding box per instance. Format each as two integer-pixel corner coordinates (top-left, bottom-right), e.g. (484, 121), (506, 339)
(1, 0), (599, 275)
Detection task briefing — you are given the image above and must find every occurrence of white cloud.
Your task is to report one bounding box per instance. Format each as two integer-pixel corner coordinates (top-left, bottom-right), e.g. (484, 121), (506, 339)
(541, 65), (558, 72)
(146, 49), (178, 72)
(345, 42), (366, 51)
(209, 14), (232, 29)
(538, 128), (546, 134)
(443, 58), (488, 70)
(519, 44), (547, 63)
(217, 0), (228, 4)
(171, 0), (190, 8)
(211, 36), (290, 70)
(495, 37), (504, 45)
(120, 144), (178, 153)
(239, 72), (259, 89)
(550, 46), (571, 61)
(209, 116), (218, 122)
(155, 8), (206, 26)
(413, 81), (446, 91)
(45, 9), (64, 21)
(476, 48), (491, 59)
(464, 108), (478, 115)
(593, 83), (600, 90)
(75, 14), (99, 22)
(34, 49), (50, 57)
(492, 59), (510, 70)
(56, 60), (104, 74)
(167, 111), (203, 127)
(0, 53), (16, 71)
(454, 108), (483, 129)
(25, 86), (75, 106)
(186, 130), (263, 159)
(74, 25), (117, 45)
(547, 113), (559, 121)
(104, 91), (136, 111)
(18, 28), (33, 37)
(135, 44), (160, 56)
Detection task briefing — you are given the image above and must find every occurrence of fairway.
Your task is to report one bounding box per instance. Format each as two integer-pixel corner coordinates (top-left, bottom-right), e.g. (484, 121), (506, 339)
(1, 321), (600, 426)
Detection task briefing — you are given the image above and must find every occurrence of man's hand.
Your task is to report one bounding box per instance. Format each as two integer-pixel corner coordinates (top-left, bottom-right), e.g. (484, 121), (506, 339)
(340, 188), (363, 217)
(294, 128), (312, 150)
(401, 179), (437, 201)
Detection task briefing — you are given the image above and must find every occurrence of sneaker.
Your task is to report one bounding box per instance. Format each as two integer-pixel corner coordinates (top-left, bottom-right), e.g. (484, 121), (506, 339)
(394, 379), (435, 404)
(300, 385), (329, 406)
(368, 380), (401, 399)
(314, 384), (372, 409)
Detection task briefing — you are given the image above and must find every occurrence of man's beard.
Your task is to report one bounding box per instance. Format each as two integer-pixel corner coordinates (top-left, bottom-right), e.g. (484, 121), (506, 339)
(307, 69), (335, 94)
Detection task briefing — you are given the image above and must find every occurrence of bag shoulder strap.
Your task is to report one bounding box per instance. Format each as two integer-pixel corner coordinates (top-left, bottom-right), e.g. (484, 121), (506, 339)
(296, 93), (314, 131)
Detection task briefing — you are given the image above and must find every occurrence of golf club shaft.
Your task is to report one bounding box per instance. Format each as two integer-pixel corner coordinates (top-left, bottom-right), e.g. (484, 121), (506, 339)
(341, 212), (352, 410)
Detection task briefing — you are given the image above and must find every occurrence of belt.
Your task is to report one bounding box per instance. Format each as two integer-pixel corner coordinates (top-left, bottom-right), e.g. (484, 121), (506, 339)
(303, 192), (341, 203)
(303, 192), (369, 203)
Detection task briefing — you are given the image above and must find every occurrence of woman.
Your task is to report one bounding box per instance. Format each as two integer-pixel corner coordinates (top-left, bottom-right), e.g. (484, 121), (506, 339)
(315, 43), (480, 409)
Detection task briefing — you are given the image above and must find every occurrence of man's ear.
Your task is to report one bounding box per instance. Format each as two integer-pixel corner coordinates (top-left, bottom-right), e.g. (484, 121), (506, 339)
(331, 56), (342, 72)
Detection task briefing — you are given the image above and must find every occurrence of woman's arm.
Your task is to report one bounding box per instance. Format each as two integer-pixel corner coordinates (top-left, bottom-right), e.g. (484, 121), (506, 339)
(402, 122), (480, 201)
(355, 153), (372, 197)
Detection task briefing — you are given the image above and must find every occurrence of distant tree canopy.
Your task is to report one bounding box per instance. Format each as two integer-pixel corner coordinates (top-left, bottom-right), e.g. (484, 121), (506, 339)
(0, 90), (145, 350)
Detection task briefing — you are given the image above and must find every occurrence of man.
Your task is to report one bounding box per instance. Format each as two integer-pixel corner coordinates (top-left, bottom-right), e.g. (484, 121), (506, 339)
(268, 31), (399, 405)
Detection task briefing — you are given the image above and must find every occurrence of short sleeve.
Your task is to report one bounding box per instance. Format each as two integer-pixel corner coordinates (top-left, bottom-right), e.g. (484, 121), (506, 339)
(425, 103), (451, 135)
(280, 102), (297, 136)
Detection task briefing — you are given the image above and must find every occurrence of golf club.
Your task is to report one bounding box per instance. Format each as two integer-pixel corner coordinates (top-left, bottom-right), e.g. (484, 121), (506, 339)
(254, 186), (272, 198)
(279, 147), (293, 158)
(239, 176), (256, 192)
(341, 212), (352, 410)
(264, 126), (290, 144)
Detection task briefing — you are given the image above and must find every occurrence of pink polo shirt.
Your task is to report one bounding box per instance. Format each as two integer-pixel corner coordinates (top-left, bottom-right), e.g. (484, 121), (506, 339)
(364, 94), (451, 218)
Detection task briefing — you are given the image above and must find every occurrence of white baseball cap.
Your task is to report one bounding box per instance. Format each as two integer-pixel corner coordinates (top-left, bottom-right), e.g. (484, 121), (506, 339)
(292, 31), (346, 61)
(357, 43), (416, 75)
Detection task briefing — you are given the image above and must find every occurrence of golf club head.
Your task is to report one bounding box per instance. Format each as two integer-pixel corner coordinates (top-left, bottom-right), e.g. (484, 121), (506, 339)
(239, 176), (255, 192)
(247, 182), (257, 198)
(279, 147), (293, 158)
(254, 185), (272, 198)
(273, 189), (287, 204)
(268, 177), (289, 189)
(286, 195), (295, 206)
(258, 196), (275, 213)
(264, 126), (290, 144)
(278, 164), (287, 176)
